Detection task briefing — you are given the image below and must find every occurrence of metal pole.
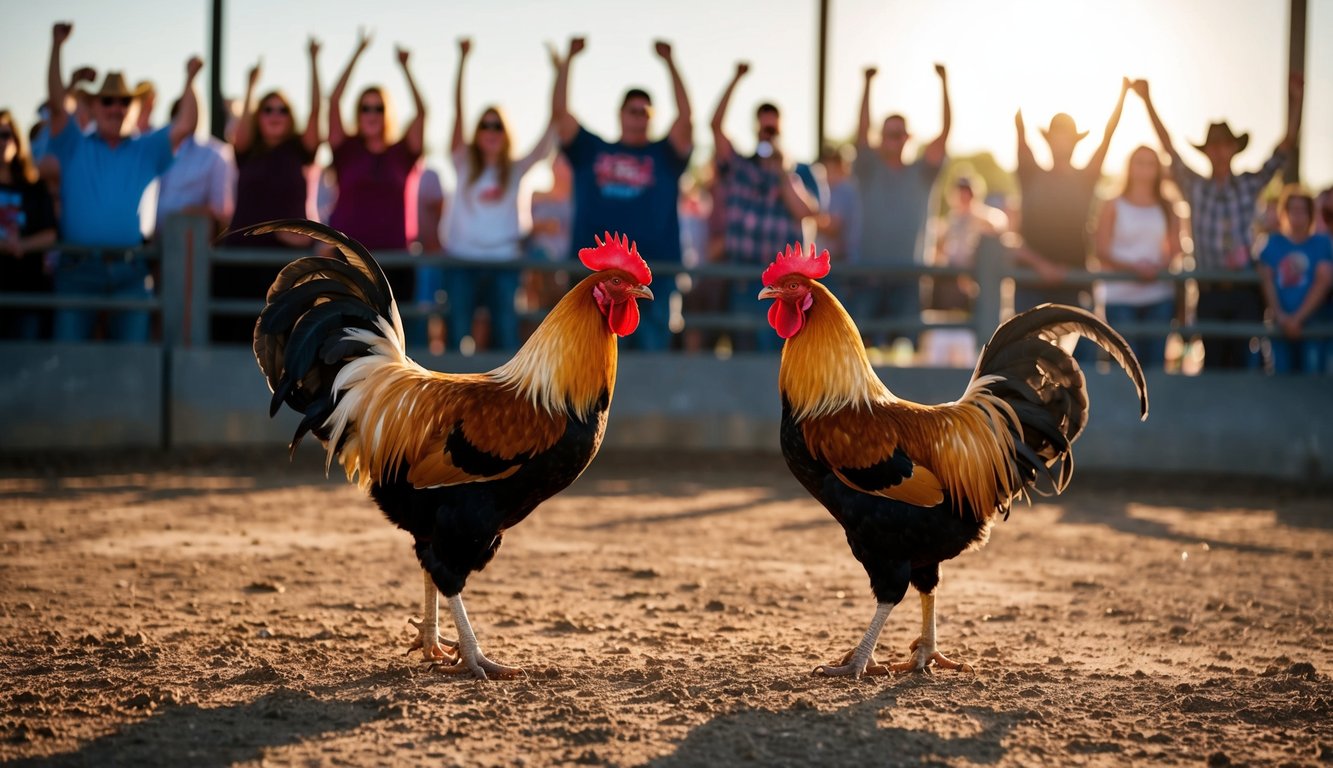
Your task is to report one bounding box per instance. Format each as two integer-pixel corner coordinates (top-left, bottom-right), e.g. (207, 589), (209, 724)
(209, 0), (226, 140)
(816, 0), (830, 156)
(1286, 0), (1305, 183)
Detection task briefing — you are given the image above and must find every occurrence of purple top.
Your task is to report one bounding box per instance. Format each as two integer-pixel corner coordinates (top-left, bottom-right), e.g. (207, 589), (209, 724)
(328, 136), (421, 249)
(226, 136), (315, 248)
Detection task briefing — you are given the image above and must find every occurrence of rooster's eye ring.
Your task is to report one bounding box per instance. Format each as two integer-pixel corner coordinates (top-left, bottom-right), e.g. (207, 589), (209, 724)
(611, 277), (623, 286)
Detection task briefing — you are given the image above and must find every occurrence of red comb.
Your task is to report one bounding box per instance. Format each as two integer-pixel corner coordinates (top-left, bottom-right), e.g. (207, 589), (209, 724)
(761, 243), (830, 287)
(578, 232), (652, 285)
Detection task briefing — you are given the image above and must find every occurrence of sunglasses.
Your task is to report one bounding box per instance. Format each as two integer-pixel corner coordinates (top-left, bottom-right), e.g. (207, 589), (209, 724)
(477, 120), (504, 132)
(359, 103), (385, 114)
(261, 105), (290, 116)
(0, 130), (13, 141)
(100, 96), (132, 108)
(623, 107), (650, 118)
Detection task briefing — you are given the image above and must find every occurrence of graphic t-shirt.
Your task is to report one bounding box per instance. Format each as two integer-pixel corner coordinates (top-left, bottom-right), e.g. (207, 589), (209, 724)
(1259, 232), (1333, 313)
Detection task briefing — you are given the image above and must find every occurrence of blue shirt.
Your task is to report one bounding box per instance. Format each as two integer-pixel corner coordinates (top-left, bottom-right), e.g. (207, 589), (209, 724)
(1259, 232), (1333, 314)
(49, 121), (175, 247)
(563, 127), (690, 262)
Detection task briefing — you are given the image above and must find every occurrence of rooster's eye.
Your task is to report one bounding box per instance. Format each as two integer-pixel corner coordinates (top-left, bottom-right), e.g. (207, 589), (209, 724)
(611, 277), (623, 286)
(786, 281), (798, 291)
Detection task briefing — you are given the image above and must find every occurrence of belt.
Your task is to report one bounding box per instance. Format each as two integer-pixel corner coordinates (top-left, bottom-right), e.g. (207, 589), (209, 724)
(60, 249), (143, 265)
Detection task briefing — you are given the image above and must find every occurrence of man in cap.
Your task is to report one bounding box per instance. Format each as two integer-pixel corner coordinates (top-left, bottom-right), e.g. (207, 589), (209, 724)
(45, 21), (203, 343)
(1135, 75), (1304, 370)
(1011, 78), (1130, 319)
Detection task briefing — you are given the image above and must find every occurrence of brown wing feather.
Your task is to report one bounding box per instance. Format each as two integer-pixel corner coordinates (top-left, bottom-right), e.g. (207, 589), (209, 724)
(802, 406), (945, 507)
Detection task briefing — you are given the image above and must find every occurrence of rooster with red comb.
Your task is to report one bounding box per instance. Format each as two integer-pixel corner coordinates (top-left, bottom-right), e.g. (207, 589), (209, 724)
(247, 220), (652, 678)
(759, 243), (1147, 677)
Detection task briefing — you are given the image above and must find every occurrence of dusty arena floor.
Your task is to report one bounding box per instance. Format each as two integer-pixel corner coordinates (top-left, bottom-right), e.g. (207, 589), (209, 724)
(1, 450), (1330, 767)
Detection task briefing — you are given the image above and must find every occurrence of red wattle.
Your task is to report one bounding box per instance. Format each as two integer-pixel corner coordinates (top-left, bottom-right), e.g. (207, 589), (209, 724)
(768, 299), (805, 339)
(608, 299), (641, 336)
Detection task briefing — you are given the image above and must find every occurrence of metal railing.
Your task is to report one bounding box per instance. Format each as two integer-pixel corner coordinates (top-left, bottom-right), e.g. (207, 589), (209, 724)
(3, 214), (1331, 357)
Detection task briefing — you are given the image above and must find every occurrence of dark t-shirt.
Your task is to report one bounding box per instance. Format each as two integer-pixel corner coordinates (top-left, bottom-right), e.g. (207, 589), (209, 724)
(0, 177), (57, 291)
(226, 136), (315, 248)
(329, 136), (421, 250)
(563, 127), (690, 262)
(1017, 159), (1100, 269)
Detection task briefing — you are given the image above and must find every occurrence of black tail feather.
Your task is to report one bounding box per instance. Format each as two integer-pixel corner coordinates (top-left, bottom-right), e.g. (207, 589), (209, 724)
(974, 303), (1148, 498)
(241, 219), (400, 452)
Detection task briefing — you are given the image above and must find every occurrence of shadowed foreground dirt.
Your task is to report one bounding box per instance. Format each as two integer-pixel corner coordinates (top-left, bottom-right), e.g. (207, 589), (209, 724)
(1, 450), (1330, 767)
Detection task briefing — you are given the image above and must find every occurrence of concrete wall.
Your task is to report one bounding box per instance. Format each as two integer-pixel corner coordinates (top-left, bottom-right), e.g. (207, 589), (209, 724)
(3, 343), (1330, 481)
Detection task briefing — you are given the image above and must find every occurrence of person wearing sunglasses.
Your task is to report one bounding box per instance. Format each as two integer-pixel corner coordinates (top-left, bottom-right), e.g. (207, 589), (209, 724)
(327, 28), (426, 305)
(437, 38), (560, 353)
(45, 21), (202, 344)
(215, 38), (323, 344)
(0, 110), (58, 340)
(553, 37), (694, 352)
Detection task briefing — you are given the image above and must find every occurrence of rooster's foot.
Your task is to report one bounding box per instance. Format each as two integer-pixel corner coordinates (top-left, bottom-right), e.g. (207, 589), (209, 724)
(407, 617), (459, 663)
(891, 639), (974, 674)
(814, 649), (891, 678)
(434, 652), (525, 681)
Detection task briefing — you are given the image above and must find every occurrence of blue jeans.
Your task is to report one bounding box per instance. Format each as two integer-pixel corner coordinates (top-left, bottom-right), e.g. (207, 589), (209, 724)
(446, 266), (520, 352)
(849, 277), (920, 347)
(53, 255), (152, 343)
(1269, 337), (1324, 374)
(409, 264), (446, 349)
(1105, 300), (1174, 370)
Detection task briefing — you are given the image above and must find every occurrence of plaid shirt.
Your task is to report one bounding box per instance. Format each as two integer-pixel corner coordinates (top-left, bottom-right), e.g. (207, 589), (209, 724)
(719, 155), (805, 265)
(1172, 148), (1286, 272)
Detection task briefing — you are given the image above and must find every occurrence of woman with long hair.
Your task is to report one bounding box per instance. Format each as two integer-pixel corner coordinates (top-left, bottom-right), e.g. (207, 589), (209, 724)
(1093, 145), (1180, 369)
(219, 38), (322, 343)
(327, 29), (425, 307)
(0, 109), (58, 339)
(440, 38), (558, 352)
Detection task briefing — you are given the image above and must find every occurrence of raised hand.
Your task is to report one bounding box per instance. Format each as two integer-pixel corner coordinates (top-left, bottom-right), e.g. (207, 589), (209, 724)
(1014, 109), (1025, 129)
(1130, 79), (1150, 101)
(396, 45), (410, 67)
(308, 37), (321, 58)
(70, 66), (97, 85)
(654, 40), (673, 61)
(459, 38), (472, 57)
(934, 63), (947, 80)
(1120, 76), (1132, 94)
(864, 66), (878, 81)
(53, 22), (73, 45)
(248, 59), (263, 88)
(568, 37), (586, 58)
(186, 55), (204, 80)
(735, 61), (750, 79)
(354, 26), (373, 57)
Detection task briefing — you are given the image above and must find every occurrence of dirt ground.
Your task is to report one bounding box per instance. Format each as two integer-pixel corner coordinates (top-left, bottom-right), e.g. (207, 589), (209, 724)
(1, 449), (1330, 767)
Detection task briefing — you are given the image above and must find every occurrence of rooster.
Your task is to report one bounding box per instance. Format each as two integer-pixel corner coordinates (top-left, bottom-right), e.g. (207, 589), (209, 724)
(758, 244), (1147, 677)
(245, 219), (653, 679)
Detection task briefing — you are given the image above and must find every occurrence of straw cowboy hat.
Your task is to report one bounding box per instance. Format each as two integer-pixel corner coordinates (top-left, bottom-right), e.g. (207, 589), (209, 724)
(1192, 121), (1250, 155)
(1040, 113), (1089, 143)
(75, 71), (152, 102)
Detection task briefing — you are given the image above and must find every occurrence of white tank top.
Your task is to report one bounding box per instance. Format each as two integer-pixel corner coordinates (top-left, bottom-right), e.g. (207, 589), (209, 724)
(1100, 198), (1174, 306)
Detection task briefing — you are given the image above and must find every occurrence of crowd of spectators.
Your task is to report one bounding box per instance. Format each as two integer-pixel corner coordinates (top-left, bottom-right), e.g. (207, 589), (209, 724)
(5, 23), (1331, 374)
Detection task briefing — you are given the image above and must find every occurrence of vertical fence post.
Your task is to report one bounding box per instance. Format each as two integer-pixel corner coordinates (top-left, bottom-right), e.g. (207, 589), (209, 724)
(188, 215), (212, 347)
(973, 237), (1004, 345)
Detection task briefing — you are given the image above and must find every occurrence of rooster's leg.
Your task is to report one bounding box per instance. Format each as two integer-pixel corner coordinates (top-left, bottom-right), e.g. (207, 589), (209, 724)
(408, 570), (458, 662)
(890, 592), (974, 673)
(815, 602), (895, 678)
(435, 593), (524, 680)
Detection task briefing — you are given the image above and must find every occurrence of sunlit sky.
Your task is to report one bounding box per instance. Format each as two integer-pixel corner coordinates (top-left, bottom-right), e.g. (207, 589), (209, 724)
(5, 0), (1332, 191)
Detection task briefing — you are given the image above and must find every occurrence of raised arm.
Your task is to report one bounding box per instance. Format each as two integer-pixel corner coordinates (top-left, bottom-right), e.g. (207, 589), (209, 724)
(655, 41), (692, 157)
(1132, 80), (1179, 162)
(301, 37), (322, 153)
(169, 56), (204, 150)
(552, 37), (584, 145)
(1086, 77), (1131, 176)
(1014, 109), (1035, 170)
(857, 67), (876, 150)
(232, 59), (261, 155)
(396, 45), (426, 155)
(1278, 71), (1304, 153)
(329, 27), (371, 150)
(710, 62), (748, 166)
(135, 84), (156, 135)
(47, 22), (72, 138)
(921, 63), (951, 166)
(451, 38), (471, 154)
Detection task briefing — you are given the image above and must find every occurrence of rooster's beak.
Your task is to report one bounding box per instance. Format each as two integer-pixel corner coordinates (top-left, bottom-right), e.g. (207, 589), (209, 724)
(630, 285), (655, 301)
(757, 285), (779, 301)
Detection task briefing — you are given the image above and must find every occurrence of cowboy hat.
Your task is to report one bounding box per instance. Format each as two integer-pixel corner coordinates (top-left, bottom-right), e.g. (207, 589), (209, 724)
(1192, 121), (1249, 154)
(75, 72), (152, 102)
(1040, 113), (1089, 143)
